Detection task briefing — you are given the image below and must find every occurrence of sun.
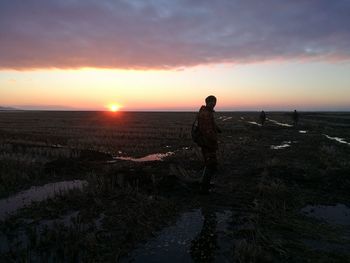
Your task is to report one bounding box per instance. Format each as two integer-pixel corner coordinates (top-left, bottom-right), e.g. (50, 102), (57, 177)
(109, 104), (120, 112)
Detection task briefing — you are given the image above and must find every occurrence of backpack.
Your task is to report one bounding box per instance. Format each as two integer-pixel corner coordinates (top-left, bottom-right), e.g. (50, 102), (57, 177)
(191, 114), (203, 146)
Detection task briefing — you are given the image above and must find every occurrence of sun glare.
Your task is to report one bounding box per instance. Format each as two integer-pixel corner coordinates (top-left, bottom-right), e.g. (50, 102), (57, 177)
(109, 104), (120, 112)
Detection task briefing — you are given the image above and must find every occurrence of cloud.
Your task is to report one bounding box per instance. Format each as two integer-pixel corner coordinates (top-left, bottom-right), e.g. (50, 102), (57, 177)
(1, 0), (350, 70)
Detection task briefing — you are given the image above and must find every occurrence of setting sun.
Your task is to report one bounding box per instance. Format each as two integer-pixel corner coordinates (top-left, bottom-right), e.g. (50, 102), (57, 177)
(109, 104), (121, 112)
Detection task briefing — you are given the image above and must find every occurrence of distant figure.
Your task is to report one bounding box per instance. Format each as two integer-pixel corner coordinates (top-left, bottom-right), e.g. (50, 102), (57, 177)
(259, 110), (266, 126)
(197, 95), (221, 194)
(292, 110), (299, 126)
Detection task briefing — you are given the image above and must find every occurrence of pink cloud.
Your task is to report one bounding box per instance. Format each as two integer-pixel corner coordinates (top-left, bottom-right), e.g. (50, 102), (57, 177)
(1, 0), (350, 70)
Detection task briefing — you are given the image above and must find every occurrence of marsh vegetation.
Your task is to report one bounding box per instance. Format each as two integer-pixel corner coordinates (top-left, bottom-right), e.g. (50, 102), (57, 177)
(0, 111), (349, 262)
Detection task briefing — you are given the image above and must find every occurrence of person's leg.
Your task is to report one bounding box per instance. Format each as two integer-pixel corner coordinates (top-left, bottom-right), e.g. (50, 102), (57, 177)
(201, 167), (214, 192)
(200, 148), (217, 193)
(200, 148), (209, 192)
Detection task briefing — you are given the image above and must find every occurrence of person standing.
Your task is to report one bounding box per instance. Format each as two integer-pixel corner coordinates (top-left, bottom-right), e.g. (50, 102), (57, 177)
(197, 95), (221, 193)
(292, 110), (299, 126)
(260, 110), (266, 126)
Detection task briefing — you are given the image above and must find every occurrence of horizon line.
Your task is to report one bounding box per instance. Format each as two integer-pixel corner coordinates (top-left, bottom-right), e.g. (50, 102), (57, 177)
(1, 109), (350, 113)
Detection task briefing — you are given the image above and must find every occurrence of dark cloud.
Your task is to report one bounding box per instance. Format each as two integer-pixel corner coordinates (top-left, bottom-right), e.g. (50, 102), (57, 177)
(1, 0), (350, 69)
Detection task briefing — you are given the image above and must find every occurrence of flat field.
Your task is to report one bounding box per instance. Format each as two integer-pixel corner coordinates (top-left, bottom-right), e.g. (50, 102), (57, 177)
(0, 111), (349, 262)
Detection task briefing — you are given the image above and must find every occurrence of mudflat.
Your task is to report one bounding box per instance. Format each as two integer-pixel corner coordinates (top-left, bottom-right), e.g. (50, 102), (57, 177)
(0, 111), (349, 262)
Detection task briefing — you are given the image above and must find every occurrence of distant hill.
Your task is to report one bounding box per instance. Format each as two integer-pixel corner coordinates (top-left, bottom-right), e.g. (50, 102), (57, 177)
(0, 106), (20, 111)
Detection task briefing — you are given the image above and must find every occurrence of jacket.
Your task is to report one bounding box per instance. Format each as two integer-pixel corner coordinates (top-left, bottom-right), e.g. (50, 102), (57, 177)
(198, 105), (219, 150)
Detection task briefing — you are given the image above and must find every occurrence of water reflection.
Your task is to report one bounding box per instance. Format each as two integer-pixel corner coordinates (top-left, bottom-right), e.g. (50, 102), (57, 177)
(190, 208), (218, 262)
(247, 121), (261, 126)
(270, 141), (291, 150)
(323, 134), (350, 146)
(267, 118), (293, 127)
(120, 207), (232, 262)
(0, 180), (87, 220)
(115, 152), (175, 162)
(222, 117), (232, 122)
(302, 238), (350, 254)
(301, 204), (350, 225)
(120, 209), (203, 262)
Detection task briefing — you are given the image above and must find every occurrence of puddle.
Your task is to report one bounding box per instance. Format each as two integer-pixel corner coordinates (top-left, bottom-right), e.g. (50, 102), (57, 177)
(106, 160), (119, 164)
(299, 130), (308, 134)
(121, 208), (233, 263)
(302, 239), (350, 254)
(222, 117), (232, 122)
(219, 116), (232, 122)
(247, 121), (262, 126)
(52, 144), (65, 148)
(0, 180), (87, 220)
(323, 134), (350, 146)
(33, 211), (80, 230)
(0, 211), (105, 254)
(115, 152), (175, 162)
(301, 204), (350, 226)
(267, 118), (293, 127)
(36, 211), (105, 231)
(270, 141), (291, 150)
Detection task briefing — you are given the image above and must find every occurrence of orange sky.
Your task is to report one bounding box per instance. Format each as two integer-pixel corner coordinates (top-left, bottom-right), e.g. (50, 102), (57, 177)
(1, 62), (350, 111)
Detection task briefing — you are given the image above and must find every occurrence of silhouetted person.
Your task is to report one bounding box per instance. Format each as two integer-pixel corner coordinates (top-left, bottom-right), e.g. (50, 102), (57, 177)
(197, 95), (221, 194)
(260, 110), (266, 126)
(292, 110), (299, 126)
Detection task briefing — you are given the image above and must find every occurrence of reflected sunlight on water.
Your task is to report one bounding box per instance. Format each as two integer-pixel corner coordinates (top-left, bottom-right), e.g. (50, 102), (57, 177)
(115, 152), (175, 162)
(0, 180), (87, 220)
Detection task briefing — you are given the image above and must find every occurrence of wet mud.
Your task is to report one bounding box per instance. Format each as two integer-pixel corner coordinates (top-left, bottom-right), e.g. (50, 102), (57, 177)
(0, 111), (349, 262)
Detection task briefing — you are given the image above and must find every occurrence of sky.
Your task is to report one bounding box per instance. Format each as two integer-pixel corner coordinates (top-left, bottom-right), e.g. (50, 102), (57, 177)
(0, 0), (349, 111)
